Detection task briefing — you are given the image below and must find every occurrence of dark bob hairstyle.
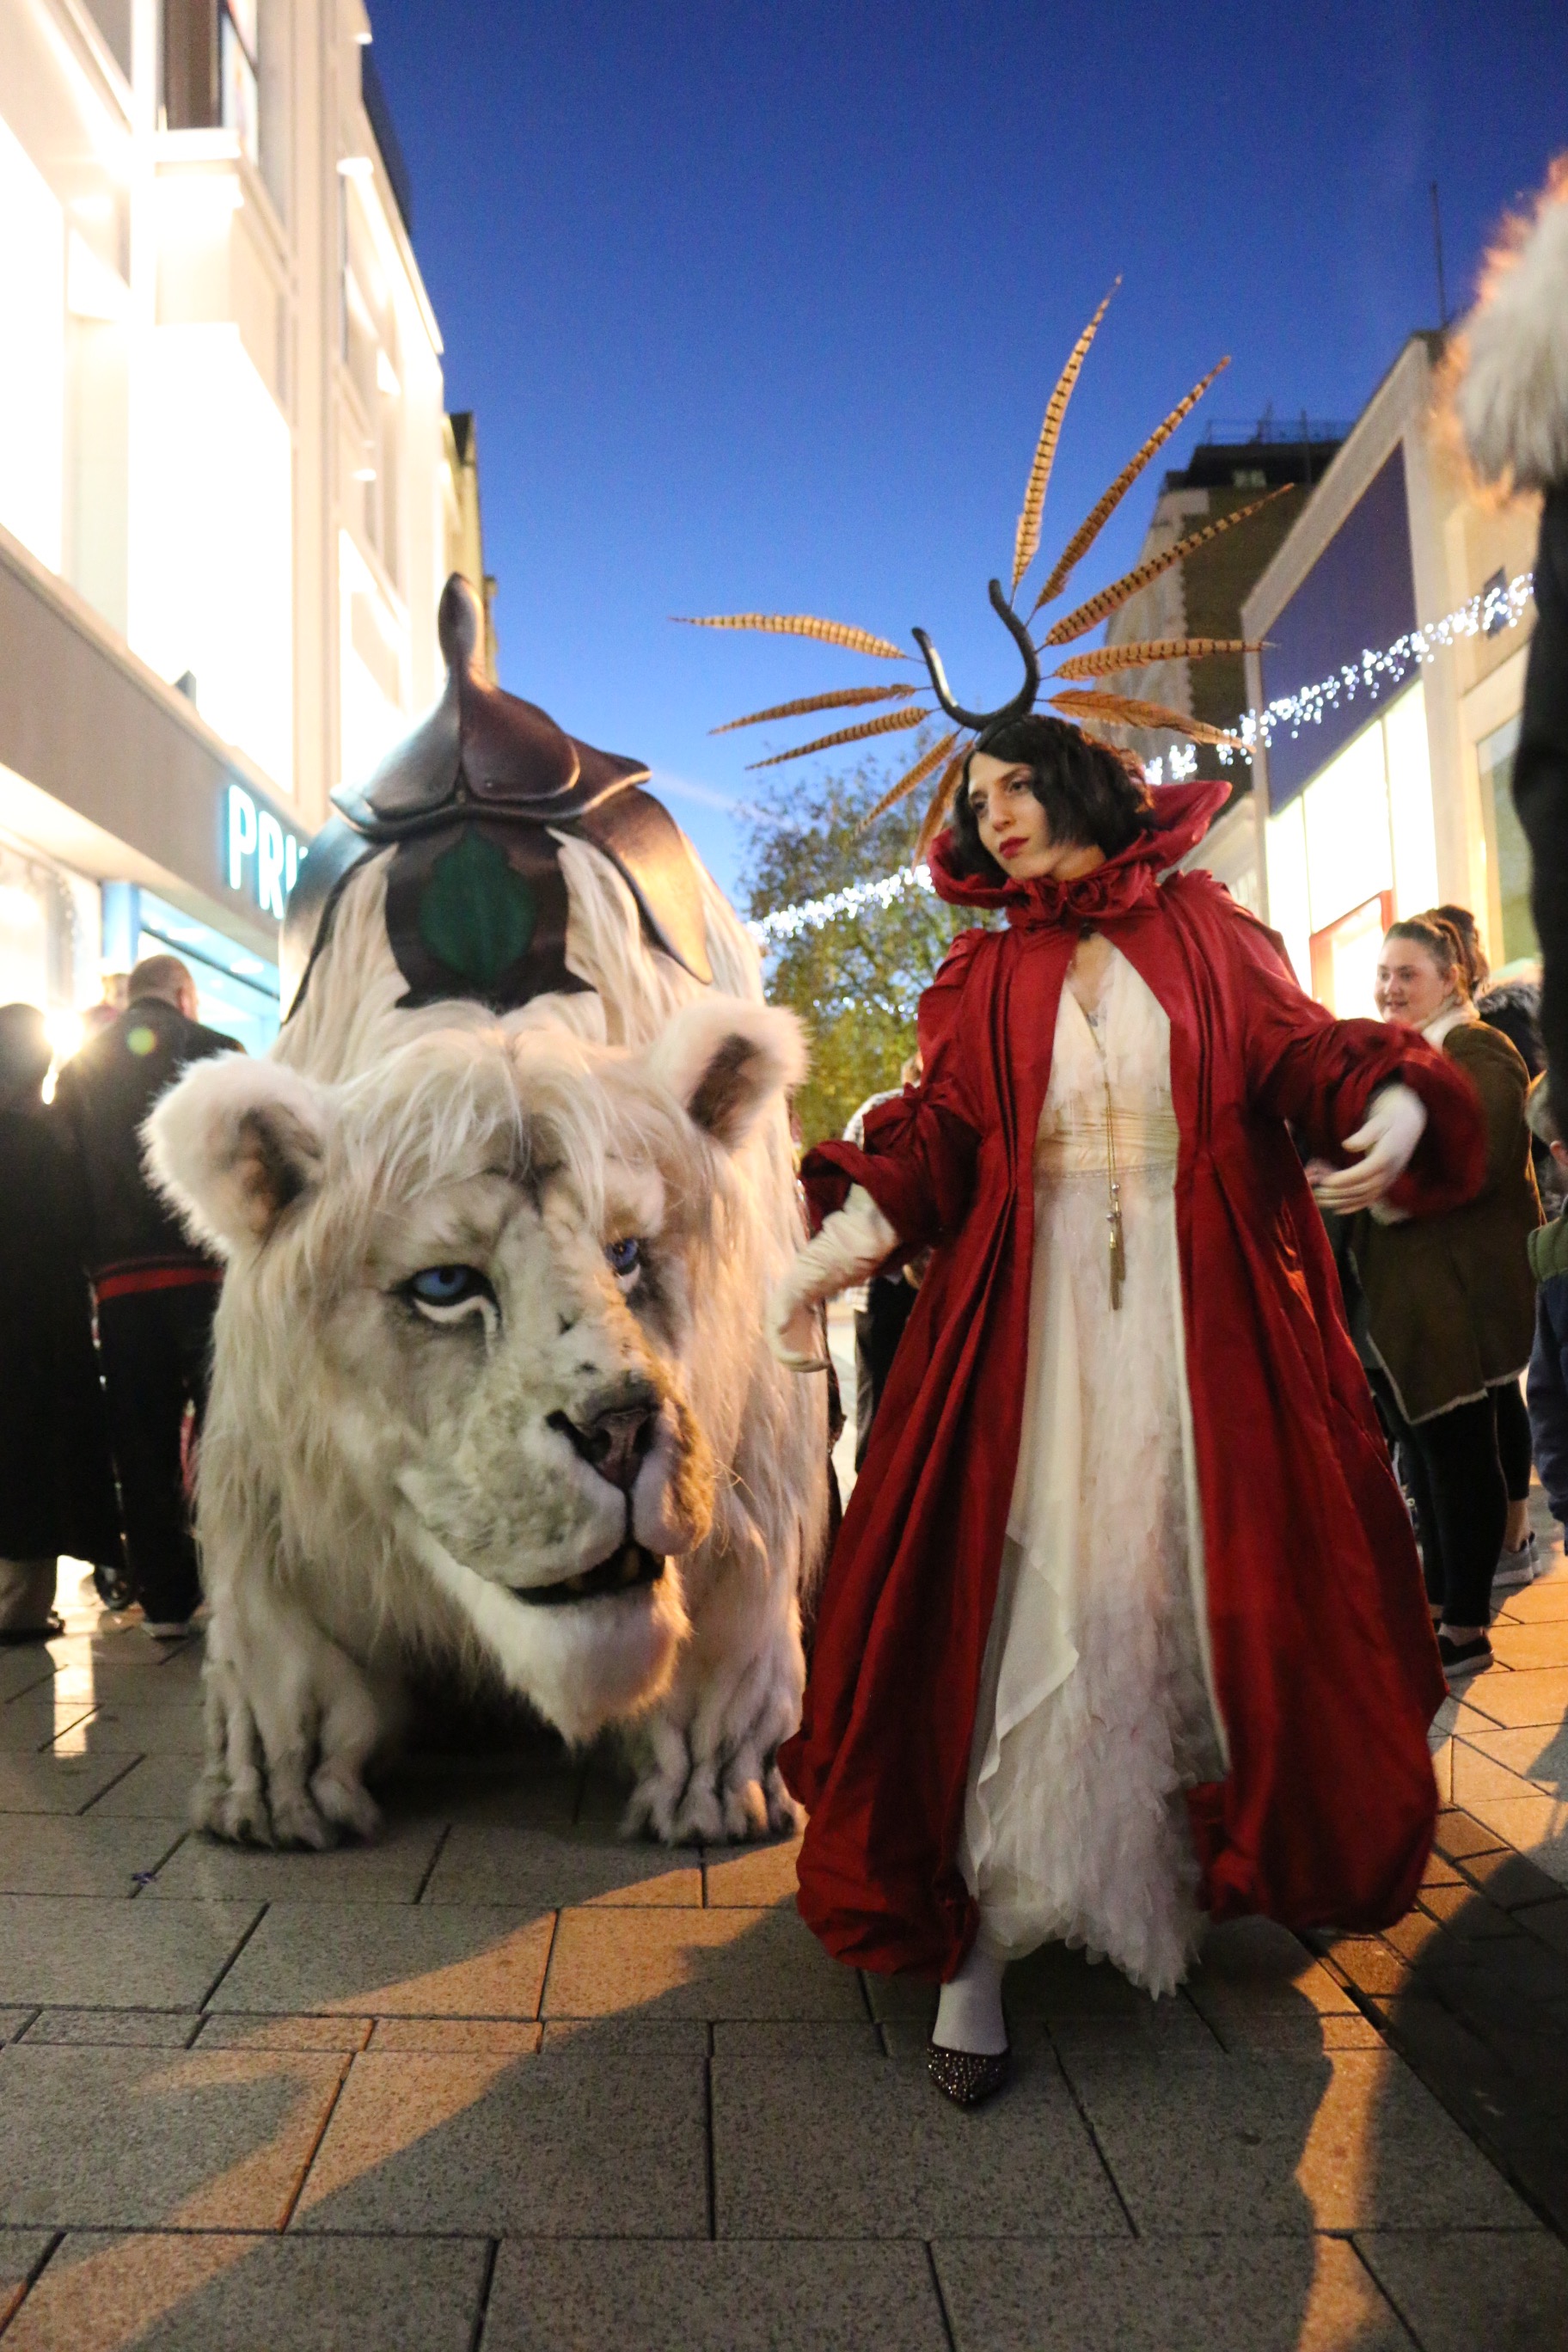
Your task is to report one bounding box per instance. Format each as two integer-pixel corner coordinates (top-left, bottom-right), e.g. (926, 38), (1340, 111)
(946, 714), (1155, 882)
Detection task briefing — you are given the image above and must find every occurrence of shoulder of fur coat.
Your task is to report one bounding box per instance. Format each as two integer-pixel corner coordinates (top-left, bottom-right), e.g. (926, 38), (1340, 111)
(1455, 168), (1568, 491)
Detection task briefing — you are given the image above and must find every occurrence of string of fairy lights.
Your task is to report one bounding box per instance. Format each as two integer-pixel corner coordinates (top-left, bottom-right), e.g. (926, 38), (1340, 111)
(747, 567), (1536, 945)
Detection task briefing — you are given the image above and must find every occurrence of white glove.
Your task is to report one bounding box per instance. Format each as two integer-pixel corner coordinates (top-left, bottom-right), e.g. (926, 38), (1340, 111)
(1308, 1083), (1428, 1212)
(769, 1185), (901, 1371)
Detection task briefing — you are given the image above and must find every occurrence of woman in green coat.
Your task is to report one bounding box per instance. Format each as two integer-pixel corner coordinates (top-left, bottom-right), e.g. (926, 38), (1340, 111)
(1351, 915), (1541, 1685)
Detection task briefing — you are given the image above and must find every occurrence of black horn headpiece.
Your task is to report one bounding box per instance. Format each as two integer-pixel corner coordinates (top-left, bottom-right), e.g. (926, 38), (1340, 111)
(911, 579), (1041, 749)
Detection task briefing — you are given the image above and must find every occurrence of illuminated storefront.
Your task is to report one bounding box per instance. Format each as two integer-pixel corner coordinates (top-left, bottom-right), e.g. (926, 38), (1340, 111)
(0, 0), (472, 1061)
(1242, 336), (1539, 1010)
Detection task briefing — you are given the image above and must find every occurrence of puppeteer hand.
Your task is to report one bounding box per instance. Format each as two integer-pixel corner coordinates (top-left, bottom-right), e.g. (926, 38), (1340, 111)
(767, 1185), (902, 1373)
(1307, 1083), (1428, 1213)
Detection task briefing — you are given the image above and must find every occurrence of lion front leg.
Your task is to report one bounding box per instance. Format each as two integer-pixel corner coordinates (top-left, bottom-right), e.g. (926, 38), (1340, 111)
(195, 1572), (393, 1850)
(622, 1504), (809, 1846)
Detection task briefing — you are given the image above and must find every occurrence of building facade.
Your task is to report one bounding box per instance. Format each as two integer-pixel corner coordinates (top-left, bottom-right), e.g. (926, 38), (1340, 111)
(1237, 336), (1538, 1018)
(0, 0), (475, 1051)
(1101, 420), (1344, 915)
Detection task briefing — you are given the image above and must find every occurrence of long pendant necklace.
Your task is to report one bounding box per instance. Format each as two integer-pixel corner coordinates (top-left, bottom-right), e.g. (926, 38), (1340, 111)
(1104, 1069), (1125, 1311)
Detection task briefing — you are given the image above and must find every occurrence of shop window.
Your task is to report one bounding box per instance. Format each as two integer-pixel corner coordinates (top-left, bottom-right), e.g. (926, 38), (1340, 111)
(1479, 715), (1536, 967)
(164, 0), (260, 162)
(1310, 891), (1393, 1020)
(221, 0), (260, 165)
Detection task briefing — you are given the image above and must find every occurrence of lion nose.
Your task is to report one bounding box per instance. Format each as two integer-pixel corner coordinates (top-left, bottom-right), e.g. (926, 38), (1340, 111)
(549, 1400), (659, 1491)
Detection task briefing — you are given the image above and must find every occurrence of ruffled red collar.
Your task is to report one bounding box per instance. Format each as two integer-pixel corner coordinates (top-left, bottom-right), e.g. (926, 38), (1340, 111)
(926, 778), (1229, 929)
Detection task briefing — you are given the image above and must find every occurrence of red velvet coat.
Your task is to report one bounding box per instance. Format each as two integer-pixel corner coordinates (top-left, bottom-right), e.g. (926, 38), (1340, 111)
(780, 782), (1485, 1982)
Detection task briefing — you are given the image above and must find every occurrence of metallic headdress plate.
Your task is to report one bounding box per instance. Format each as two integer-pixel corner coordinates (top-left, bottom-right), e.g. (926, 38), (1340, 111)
(283, 576), (713, 1020)
(677, 283), (1289, 856)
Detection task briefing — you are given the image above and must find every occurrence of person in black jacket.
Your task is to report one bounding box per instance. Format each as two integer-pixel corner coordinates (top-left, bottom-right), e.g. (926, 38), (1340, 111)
(0, 1008), (120, 1638)
(52, 956), (241, 1635)
(1454, 161), (1568, 1120)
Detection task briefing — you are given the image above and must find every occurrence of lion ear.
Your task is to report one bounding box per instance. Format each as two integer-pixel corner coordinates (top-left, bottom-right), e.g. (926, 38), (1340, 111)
(646, 997), (807, 1153)
(143, 1055), (330, 1258)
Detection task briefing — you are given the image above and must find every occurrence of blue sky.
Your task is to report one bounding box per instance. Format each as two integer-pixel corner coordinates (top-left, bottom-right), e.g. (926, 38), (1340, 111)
(370, 0), (1565, 901)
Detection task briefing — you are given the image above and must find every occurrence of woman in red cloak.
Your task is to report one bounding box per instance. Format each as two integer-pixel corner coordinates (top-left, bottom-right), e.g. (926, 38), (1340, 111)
(769, 717), (1484, 2105)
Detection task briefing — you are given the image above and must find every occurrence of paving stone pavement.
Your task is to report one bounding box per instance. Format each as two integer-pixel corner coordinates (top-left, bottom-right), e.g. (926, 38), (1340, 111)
(0, 1544), (1565, 2349)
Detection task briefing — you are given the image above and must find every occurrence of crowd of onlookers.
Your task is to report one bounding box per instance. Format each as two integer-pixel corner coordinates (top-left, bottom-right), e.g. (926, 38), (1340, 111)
(0, 955), (237, 1645)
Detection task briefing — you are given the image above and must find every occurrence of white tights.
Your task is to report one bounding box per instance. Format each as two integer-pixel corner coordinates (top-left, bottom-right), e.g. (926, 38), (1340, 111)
(932, 1939), (1007, 2055)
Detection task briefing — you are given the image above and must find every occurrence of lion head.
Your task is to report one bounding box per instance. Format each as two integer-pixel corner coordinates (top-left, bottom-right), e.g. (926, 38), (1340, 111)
(145, 997), (806, 1744)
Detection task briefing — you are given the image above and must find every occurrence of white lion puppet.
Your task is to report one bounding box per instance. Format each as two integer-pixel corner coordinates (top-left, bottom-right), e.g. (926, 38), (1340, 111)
(148, 997), (824, 1850)
(146, 578), (829, 1848)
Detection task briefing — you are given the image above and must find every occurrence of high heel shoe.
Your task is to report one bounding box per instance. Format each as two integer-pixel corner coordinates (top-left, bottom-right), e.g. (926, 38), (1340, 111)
(927, 2040), (1010, 2107)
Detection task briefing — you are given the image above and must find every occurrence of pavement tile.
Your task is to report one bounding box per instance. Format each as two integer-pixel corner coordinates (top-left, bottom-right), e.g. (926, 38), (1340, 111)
(33, 1657), (197, 1704)
(369, 2017), (541, 2053)
(0, 1897), (259, 2007)
(1454, 1741), (1547, 1808)
(1317, 1937), (1413, 2000)
(1459, 1668), (1568, 1729)
(0, 1816), (185, 1896)
(934, 2234), (1408, 2352)
(1370, 1988), (1524, 2143)
(20, 2010), (199, 2046)
(481, 2239), (950, 2351)
(420, 1822), (701, 1909)
(1449, 1842), (1566, 1908)
(0, 1693), (94, 1755)
(0, 1651), (55, 1703)
(1491, 1622), (1568, 1669)
(0, 2043), (346, 2227)
(48, 1702), (206, 1757)
(0, 2010), (34, 2043)
(77, 1755), (205, 1819)
(1414, 1884), (1517, 1936)
(147, 1821), (444, 1903)
(0, 2232), (52, 2332)
(1460, 1795), (1568, 1887)
(1430, 1736), (1454, 1804)
(1464, 1719), (1568, 1784)
(1432, 1808), (1510, 1859)
(1357, 2227), (1568, 2351)
(3, 2230), (488, 2351)
(1522, 1898), (1568, 1961)
(714, 2020), (882, 2058)
(1185, 1918), (1357, 2043)
(293, 2043), (706, 2235)
(542, 1904), (864, 2020)
(208, 1902), (553, 2018)
(1058, 2047), (1535, 2233)
(0, 1754), (135, 1816)
(1498, 1578), (1568, 1624)
(539, 2016), (707, 2053)
(195, 2015), (374, 2051)
(703, 1835), (804, 1908)
(714, 2039), (1127, 2239)
(373, 1752), (581, 1829)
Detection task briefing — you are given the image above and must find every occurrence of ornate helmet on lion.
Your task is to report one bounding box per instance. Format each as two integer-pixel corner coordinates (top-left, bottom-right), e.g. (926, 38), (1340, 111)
(148, 577), (829, 1849)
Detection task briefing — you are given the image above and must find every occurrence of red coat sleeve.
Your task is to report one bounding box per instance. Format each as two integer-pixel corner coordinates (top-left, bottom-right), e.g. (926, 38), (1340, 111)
(799, 928), (986, 1246)
(1210, 890), (1485, 1215)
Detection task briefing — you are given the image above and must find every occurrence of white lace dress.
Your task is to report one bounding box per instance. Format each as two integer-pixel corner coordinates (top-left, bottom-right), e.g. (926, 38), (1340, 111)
(957, 943), (1228, 1995)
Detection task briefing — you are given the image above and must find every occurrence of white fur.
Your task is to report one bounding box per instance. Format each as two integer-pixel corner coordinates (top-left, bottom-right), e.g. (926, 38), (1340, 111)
(150, 837), (828, 1847)
(1455, 166), (1568, 490)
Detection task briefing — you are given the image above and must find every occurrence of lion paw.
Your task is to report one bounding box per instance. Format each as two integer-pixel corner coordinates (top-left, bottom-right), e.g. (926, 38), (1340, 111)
(311, 1764), (381, 1841)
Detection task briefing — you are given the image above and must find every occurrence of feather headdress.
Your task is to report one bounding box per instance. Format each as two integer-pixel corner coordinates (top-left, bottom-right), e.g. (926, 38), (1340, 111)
(677, 285), (1285, 842)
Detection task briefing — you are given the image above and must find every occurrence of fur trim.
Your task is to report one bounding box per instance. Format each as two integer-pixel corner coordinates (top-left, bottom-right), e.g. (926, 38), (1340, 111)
(1454, 157), (1568, 490)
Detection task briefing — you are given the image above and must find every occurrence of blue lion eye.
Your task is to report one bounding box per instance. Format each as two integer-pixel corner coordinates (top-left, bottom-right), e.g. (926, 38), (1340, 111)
(407, 1265), (493, 1310)
(605, 1237), (641, 1278)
